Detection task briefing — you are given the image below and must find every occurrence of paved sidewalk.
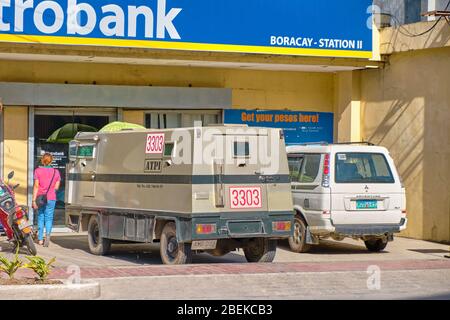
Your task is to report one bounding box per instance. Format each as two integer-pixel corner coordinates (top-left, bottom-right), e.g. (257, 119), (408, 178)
(96, 269), (450, 300)
(10, 257), (450, 280)
(1, 233), (449, 300)
(1, 233), (448, 269)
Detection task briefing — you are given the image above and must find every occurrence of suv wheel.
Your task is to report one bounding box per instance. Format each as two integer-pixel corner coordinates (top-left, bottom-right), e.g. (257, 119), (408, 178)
(288, 216), (312, 253)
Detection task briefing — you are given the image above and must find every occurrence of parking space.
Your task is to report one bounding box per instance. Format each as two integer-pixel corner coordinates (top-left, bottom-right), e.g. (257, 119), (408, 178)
(1, 233), (448, 270)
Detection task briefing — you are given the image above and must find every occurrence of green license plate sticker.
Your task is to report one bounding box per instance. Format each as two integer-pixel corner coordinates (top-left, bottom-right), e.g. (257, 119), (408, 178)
(356, 200), (378, 209)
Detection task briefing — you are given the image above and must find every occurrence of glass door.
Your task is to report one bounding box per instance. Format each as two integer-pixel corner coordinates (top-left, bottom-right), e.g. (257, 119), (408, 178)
(31, 108), (116, 227)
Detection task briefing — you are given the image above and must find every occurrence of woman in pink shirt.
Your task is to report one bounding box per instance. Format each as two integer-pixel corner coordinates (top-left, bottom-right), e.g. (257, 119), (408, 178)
(32, 153), (61, 247)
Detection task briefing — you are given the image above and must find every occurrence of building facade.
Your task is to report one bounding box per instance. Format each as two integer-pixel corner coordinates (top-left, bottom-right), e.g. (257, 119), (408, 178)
(0, 0), (449, 242)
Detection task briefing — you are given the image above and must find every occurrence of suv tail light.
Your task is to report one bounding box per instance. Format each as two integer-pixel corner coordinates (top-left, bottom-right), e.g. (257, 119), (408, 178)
(322, 153), (331, 188)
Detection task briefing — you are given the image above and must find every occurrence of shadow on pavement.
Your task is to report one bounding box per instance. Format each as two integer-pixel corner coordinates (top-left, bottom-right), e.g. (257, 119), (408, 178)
(51, 235), (247, 265)
(277, 239), (388, 255)
(414, 292), (450, 300)
(0, 238), (39, 256)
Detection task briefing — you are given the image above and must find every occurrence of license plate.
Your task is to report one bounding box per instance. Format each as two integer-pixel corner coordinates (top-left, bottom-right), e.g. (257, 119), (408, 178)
(18, 221), (30, 230)
(356, 200), (378, 209)
(191, 240), (217, 250)
(229, 187), (262, 209)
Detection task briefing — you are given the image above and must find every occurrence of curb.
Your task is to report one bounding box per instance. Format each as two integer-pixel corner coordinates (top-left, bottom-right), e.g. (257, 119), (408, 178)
(0, 280), (100, 300)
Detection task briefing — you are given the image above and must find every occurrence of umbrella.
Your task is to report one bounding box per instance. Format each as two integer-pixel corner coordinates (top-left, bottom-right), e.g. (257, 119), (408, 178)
(99, 121), (146, 132)
(46, 123), (98, 143)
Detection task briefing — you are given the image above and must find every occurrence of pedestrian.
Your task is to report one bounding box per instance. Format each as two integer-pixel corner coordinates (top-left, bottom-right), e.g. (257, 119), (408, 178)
(32, 153), (61, 247)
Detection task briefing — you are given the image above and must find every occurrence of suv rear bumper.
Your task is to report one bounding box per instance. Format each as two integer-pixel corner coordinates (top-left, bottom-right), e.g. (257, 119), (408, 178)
(310, 218), (407, 237)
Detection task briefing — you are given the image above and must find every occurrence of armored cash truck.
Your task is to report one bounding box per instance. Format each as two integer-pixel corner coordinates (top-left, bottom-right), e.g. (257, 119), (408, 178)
(65, 125), (294, 265)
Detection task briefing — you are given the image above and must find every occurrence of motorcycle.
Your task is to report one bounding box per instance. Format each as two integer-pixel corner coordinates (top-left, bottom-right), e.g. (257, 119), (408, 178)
(0, 171), (37, 255)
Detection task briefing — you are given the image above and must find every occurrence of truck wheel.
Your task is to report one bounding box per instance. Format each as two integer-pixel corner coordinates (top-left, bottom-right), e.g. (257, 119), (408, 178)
(364, 238), (388, 252)
(88, 215), (111, 256)
(160, 222), (192, 265)
(288, 216), (312, 253)
(244, 238), (277, 263)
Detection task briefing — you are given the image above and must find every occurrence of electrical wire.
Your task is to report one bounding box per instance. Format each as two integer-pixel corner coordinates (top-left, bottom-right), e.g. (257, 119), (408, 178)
(383, 0), (450, 37)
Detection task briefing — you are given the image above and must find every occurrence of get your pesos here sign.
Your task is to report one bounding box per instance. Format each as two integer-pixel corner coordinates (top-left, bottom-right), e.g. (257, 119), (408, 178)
(0, 0), (373, 59)
(224, 110), (334, 145)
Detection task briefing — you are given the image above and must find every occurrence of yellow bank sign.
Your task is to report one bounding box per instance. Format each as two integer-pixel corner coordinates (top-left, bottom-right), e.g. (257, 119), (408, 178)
(0, 0), (373, 59)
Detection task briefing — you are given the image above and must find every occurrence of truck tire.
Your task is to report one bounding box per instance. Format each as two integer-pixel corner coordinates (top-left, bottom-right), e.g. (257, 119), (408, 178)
(364, 238), (388, 252)
(160, 222), (192, 265)
(244, 238), (277, 263)
(288, 216), (312, 253)
(88, 215), (111, 256)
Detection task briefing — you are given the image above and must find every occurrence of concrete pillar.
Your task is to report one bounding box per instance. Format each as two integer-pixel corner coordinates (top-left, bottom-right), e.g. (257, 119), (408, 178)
(3, 106), (28, 204)
(333, 71), (362, 143)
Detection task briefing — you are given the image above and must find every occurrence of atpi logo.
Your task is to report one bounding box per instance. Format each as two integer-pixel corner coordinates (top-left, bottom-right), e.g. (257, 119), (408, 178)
(0, 0), (182, 39)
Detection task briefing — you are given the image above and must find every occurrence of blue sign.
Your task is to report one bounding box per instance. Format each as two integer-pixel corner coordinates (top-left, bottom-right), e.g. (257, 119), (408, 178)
(224, 109), (334, 145)
(0, 0), (373, 58)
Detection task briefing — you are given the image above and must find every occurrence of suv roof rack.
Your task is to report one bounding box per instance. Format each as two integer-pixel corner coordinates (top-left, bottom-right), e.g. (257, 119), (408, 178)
(295, 141), (330, 146)
(293, 141), (375, 146)
(332, 141), (375, 146)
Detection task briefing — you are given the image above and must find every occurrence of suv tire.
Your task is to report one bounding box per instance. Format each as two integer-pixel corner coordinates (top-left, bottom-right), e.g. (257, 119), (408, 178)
(288, 216), (312, 253)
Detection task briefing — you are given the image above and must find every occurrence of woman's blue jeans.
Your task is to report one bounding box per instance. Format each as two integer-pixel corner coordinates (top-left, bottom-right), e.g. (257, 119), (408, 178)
(37, 200), (56, 241)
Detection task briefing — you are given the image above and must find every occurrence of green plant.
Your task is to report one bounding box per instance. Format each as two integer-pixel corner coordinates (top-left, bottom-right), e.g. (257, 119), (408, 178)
(0, 247), (23, 279)
(23, 256), (56, 281)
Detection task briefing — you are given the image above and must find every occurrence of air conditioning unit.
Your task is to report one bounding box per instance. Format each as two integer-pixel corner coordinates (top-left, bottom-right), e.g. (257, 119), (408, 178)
(375, 12), (392, 28)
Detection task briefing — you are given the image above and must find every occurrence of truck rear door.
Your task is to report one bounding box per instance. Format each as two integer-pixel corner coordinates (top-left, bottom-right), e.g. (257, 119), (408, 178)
(214, 134), (268, 214)
(330, 152), (404, 226)
(76, 142), (98, 198)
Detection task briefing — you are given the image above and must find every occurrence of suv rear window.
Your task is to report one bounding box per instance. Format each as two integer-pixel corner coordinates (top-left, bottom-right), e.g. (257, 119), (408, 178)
(288, 154), (321, 183)
(335, 153), (395, 183)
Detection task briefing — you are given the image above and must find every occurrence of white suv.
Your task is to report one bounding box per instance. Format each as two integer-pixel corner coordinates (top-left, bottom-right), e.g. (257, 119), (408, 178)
(286, 143), (407, 253)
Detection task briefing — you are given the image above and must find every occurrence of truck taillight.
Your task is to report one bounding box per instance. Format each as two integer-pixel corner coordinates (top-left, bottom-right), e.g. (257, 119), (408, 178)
(402, 210), (407, 216)
(196, 224), (216, 235)
(322, 153), (331, 188)
(272, 221), (292, 232)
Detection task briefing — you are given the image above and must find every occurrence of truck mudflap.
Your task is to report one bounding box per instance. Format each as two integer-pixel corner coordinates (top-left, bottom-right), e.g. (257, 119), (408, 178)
(333, 218), (406, 237)
(187, 212), (294, 242)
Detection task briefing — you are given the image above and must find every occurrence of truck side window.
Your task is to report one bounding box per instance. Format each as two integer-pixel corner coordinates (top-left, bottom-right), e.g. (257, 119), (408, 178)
(288, 156), (304, 183)
(69, 144), (78, 158)
(299, 154), (321, 183)
(233, 141), (249, 158)
(164, 142), (175, 157)
(77, 145), (95, 158)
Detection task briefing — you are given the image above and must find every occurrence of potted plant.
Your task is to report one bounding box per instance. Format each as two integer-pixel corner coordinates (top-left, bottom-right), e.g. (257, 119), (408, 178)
(0, 249), (23, 284)
(0, 252), (100, 299)
(0, 249), (61, 285)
